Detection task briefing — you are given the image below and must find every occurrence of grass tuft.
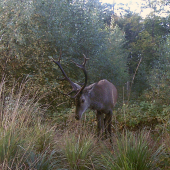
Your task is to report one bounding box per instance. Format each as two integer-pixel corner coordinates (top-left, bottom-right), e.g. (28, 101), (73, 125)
(62, 131), (97, 170)
(101, 130), (163, 170)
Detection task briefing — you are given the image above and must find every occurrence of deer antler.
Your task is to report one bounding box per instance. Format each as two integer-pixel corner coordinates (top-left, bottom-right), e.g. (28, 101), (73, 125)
(49, 55), (79, 96)
(71, 54), (89, 98)
(49, 54), (89, 98)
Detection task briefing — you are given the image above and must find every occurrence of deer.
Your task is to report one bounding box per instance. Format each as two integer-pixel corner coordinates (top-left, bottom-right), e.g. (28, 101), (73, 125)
(50, 54), (118, 141)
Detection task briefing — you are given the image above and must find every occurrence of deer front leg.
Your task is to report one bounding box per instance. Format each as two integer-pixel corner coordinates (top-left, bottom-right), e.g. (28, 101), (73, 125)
(104, 111), (113, 140)
(96, 111), (104, 139)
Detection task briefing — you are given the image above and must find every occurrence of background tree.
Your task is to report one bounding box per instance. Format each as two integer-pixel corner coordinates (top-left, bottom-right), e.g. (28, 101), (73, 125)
(0, 0), (128, 113)
(0, 0), (169, 112)
(113, 3), (169, 97)
(146, 35), (170, 105)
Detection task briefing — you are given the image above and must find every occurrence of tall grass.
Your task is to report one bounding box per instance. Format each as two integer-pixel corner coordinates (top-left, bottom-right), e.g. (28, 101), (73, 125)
(0, 78), (58, 169)
(101, 131), (163, 170)
(0, 77), (167, 169)
(61, 131), (98, 170)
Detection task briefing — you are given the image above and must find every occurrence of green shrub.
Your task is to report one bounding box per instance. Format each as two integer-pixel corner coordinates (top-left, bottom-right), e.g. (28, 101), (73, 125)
(116, 101), (170, 130)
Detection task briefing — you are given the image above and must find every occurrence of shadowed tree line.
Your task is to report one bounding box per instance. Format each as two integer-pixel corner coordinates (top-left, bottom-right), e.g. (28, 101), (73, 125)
(0, 0), (169, 113)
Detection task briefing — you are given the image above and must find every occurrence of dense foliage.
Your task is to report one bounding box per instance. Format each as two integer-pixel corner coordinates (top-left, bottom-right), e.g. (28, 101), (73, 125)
(0, 0), (169, 111)
(0, 0), (169, 102)
(0, 0), (170, 169)
(0, 0), (129, 112)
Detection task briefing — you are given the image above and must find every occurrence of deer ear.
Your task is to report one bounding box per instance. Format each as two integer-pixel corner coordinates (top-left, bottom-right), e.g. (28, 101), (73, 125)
(74, 83), (81, 90)
(87, 83), (95, 90)
(87, 83), (95, 97)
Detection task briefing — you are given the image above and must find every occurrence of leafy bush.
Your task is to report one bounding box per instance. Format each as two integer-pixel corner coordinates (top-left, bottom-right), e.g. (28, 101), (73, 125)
(116, 101), (170, 130)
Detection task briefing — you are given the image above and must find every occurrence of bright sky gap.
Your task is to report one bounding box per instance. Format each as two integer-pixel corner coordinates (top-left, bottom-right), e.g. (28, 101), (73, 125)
(99, 0), (153, 18)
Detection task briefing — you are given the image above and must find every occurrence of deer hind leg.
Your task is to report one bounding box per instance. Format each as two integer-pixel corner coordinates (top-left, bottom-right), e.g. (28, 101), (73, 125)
(104, 111), (113, 140)
(96, 111), (104, 139)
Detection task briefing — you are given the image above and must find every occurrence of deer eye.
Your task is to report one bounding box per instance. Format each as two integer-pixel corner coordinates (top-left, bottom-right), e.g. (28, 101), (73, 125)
(81, 99), (85, 103)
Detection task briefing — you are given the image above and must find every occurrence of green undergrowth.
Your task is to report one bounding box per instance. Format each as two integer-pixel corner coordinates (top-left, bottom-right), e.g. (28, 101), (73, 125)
(116, 101), (170, 131)
(101, 131), (164, 170)
(0, 78), (170, 169)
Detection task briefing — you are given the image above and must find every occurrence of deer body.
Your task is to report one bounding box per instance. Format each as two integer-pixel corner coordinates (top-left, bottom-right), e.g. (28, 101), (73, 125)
(50, 55), (118, 140)
(75, 79), (117, 119)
